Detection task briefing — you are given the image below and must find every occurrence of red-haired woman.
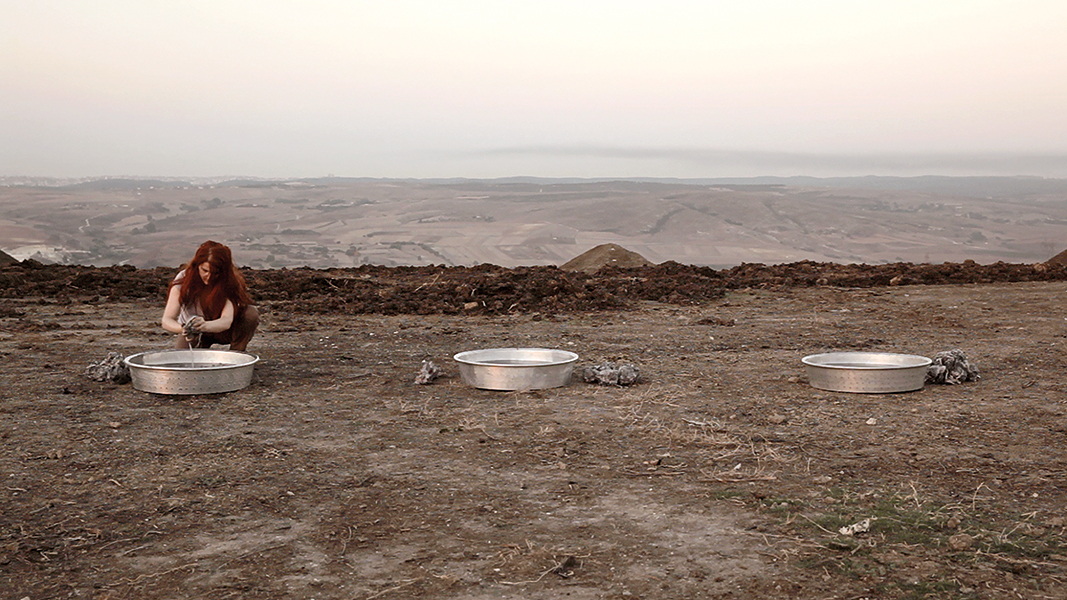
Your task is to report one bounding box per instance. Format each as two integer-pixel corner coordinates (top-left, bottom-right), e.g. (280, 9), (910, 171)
(161, 241), (259, 351)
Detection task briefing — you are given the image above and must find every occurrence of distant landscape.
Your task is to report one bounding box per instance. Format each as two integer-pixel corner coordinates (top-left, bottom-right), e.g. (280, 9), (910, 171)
(2, 176), (1066, 269)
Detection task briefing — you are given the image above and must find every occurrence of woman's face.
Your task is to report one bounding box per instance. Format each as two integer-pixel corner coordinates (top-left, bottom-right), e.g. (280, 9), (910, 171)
(198, 261), (213, 285)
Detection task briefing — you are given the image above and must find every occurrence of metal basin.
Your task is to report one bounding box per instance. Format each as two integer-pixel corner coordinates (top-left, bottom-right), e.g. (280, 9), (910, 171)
(454, 348), (578, 391)
(802, 352), (931, 394)
(124, 349), (259, 395)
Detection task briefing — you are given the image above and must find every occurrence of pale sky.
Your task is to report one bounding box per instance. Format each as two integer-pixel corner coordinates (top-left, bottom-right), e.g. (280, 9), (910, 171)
(3, 0), (1067, 179)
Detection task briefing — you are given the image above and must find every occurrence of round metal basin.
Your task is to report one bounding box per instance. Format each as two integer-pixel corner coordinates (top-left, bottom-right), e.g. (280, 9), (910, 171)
(124, 349), (259, 395)
(802, 352), (931, 394)
(453, 348), (578, 391)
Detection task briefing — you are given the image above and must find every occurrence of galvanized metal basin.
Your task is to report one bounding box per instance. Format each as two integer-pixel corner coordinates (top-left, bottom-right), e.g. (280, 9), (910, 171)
(454, 348), (579, 391)
(802, 352), (932, 394)
(124, 349), (259, 395)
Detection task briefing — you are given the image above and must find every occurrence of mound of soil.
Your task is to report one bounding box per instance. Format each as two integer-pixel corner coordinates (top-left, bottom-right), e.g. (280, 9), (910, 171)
(560, 243), (654, 273)
(3, 258), (1066, 315)
(1047, 247), (1067, 266)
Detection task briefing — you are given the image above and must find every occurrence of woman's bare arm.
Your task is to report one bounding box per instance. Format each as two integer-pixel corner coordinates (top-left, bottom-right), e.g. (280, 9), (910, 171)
(161, 285), (184, 334)
(198, 300), (235, 334)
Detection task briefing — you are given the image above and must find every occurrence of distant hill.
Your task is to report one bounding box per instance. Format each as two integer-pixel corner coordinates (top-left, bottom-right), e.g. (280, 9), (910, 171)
(706, 175), (1067, 199)
(57, 178), (194, 191)
(2, 176), (1067, 269)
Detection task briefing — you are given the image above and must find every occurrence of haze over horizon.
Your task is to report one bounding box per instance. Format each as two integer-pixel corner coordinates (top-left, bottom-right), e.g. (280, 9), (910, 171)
(4, 1), (1067, 180)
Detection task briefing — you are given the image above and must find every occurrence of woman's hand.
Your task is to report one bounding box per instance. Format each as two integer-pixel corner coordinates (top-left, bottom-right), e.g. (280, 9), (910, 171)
(186, 303), (235, 335)
(183, 316), (205, 341)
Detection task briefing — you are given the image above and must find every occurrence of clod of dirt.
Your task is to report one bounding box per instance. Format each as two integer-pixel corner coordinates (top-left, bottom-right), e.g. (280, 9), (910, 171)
(414, 359), (442, 384)
(582, 362), (640, 386)
(926, 349), (980, 384)
(552, 555), (579, 578)
(949, 533), (975, 550)
(694, 315), (735, 326)
(85, 352), (131, 383)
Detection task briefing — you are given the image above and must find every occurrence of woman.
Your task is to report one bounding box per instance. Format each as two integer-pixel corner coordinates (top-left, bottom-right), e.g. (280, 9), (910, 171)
(161, 241), (259, 351)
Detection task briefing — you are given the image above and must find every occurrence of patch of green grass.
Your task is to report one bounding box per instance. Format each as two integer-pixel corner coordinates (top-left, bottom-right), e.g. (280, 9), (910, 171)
(984, 530), (1061, 563)
(706, 489), (745, 501)
(877, 578), (962, 599)
(766, 483), (1063, 579)
(866, 498), (949, 546)
(757, 495), (804, 513)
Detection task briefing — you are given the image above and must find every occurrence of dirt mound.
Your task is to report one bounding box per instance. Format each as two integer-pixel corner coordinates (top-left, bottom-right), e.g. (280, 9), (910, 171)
(560, 243), (654, 273)
(1047, 247), (1067, 266)
(2, 258), (1067, 316)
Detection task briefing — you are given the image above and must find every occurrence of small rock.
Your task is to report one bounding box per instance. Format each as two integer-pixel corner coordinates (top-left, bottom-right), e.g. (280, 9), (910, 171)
(866, 417), (878, 425)
(813, 475), (833, 485)
(949, 533), (974, 550)
(768, 414), (787, 425)
(552, 555), (579, 578)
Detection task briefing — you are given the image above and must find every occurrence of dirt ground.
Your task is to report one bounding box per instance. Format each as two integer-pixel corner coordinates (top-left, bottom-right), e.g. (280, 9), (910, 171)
(2, 260), (1067, 599)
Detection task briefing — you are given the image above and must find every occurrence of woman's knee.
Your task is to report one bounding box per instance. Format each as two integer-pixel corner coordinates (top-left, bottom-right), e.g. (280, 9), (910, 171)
(243, 305), (260, 330)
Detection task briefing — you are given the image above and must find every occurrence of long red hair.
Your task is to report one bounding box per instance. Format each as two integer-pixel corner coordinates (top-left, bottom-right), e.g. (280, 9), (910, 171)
(172, 241), (253, 320)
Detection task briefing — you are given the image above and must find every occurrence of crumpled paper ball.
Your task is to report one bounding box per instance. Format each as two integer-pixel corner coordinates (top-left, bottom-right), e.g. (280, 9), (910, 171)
(414, 359), (442, 385)
(86, 352), (131, 384)
(926, 349), (980, 385)
(582, 362), (640, 386)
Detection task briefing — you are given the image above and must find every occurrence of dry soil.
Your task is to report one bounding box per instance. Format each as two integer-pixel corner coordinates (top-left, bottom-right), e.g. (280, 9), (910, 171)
(2, 260), (1067, 599)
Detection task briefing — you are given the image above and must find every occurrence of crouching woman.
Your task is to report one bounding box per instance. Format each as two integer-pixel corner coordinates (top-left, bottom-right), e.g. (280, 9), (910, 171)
(161, 241), (259, 351)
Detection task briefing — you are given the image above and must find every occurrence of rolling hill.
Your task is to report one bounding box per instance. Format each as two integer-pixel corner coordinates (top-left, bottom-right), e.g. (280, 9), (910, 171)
(1, 176), (1065, 269)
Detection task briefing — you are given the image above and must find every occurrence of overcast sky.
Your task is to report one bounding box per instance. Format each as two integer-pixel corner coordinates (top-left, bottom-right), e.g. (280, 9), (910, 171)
(4, 0), (1066, 179)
